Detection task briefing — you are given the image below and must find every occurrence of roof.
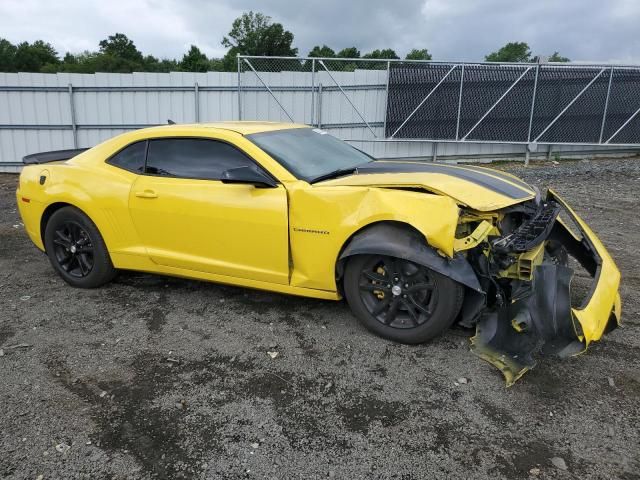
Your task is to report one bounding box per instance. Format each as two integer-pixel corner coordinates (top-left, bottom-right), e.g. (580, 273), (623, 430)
(145, 121), (309, 136)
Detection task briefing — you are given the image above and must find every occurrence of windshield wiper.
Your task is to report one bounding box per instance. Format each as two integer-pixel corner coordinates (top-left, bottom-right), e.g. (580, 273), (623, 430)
(310, 162), (371, 183)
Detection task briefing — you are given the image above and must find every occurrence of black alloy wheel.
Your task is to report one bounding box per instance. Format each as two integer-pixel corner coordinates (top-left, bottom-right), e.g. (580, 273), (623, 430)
(44, 206), (117, 288)
(358, 255), (437, 329)
(344, 254), (464, 344)
(51, 221), (94, 278)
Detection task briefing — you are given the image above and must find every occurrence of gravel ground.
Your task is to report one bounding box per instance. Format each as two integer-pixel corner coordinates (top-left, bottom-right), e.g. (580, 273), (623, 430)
(1, 156), (639, 480)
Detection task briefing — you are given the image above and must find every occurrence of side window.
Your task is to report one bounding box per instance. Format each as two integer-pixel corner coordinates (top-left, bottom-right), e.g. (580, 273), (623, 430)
(146, 138), (258, 180)
(107, 141), (146, 173)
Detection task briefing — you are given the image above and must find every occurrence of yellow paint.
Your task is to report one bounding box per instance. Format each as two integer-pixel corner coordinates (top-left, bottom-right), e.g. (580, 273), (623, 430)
(128, 177), (289, 284)
(15, 123), (460, 299)
(454, 220), (494, 252)
(15, 121), (620, 333)
(498, 241), (545, 281)
(550, 190), (622, 344)
(470, 340), (530, 387)
(287, 183), (459, 291)
(320, 170), (536, 212)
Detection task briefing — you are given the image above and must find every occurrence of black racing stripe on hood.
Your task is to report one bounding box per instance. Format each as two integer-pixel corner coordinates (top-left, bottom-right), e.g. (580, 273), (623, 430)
(452, 164), (534, 191)
(357, 162), (533, 200)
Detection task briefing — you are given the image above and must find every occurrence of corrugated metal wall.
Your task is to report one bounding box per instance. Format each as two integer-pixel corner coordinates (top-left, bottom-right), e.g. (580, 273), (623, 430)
(0, 70), (633, 172)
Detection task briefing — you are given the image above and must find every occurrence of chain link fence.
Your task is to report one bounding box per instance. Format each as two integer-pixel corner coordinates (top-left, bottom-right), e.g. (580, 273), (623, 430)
(238, 56), (388, 138)
(238, 56), (640, 147)
(1, 58), (638, 170)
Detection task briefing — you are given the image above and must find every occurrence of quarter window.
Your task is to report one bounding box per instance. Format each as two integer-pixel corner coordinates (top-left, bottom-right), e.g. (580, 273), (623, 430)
(107, 141), (146, 173)
(145, 138), (257, 180)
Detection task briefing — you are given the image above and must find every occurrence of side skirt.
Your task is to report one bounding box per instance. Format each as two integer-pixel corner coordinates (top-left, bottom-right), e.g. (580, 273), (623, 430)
(111, 252), (340, 300)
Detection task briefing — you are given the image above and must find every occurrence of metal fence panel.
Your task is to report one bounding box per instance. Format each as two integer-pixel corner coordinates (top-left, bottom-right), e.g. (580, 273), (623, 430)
(386, 63), (462, 139)
(601, 69), (640, 144)
(384, 61), (640, 145)
(1, 57), (639, 170)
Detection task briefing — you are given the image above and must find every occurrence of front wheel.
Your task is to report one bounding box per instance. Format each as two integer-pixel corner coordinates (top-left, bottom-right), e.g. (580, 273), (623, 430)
(344, 255), (464, 344)
(43, 206), (117, 288)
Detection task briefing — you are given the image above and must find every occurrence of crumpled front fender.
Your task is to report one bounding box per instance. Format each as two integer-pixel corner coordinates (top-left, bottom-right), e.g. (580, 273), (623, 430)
(471, 190), (622, 386)
(338, 222), (483, 293)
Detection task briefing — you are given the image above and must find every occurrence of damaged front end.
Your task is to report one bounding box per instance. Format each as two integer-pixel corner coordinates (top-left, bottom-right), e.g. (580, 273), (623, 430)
(456, 190), (622, 386)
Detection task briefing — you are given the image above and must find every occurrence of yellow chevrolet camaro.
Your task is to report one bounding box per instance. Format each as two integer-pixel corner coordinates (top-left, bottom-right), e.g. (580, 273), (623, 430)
(17, 122), (621, 384)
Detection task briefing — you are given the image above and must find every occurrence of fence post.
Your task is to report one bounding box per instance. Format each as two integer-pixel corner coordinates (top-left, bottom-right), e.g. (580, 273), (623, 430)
(316, 83), (323, 128)
(432, 142), (438, 162)
(455, 63), (465, 140)
(237, 55), (242, 120)
(311, 59), (316, 126)
(68, 83), (78, 148)
(194, 82), (200, 123)
(599, 67), (614, 144)
(383, 60), (391, 138)
(527, 64), (540, 143)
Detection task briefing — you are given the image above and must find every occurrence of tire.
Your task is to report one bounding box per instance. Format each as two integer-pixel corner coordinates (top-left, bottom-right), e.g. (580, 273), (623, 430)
(43, 206), (117, 288)
(344, 254), (464, 344)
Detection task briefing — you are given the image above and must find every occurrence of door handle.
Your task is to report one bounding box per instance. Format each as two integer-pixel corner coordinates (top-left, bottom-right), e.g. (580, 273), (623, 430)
(135, 190), (158, 199)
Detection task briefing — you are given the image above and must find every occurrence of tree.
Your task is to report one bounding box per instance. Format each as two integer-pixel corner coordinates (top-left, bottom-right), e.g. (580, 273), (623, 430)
(208, 58), (225, 72)
(405, 48), (432, 61)
(141, 55), (180, 72)
(548, 51), (570, 63)
(14, 40), (60, 72)
(303, 45), (335, 71)
(329, 47), (361, 71)
(98, 33), (143, 63)
(180, 45), (210, 72)
(308, 45), (335, 58)
(221, 11), (297, 71)
(58, 50), (136, 73)
(362, 48), (399, 60)
(336, 47), (360, 59)
(361, 48), (399, 70)
(0, 38), (17, 72)
(485, 42), (531, 62)
(54, 51), (99, 73)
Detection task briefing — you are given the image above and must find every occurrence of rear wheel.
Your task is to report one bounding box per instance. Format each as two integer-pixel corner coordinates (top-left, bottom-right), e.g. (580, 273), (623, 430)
(43, 206), (116, 288)
(344, 254), (464, 344)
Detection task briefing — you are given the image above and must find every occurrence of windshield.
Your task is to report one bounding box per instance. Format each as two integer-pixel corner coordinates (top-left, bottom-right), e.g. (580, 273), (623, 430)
(247, 128), (373, 182)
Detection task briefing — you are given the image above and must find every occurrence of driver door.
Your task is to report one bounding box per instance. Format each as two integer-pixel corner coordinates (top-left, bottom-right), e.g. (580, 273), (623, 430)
(128, 137), (289, 285)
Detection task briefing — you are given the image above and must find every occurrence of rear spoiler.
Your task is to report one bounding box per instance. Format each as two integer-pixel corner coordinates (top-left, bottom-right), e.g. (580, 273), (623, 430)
(22, 148), (89, 165)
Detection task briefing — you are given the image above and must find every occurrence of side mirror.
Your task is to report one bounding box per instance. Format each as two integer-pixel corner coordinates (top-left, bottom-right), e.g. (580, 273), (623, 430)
(221, 165), (278, 188)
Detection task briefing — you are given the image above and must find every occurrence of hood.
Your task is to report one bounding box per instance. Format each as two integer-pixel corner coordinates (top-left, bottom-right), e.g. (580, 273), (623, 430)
(316, 161), (536, 211)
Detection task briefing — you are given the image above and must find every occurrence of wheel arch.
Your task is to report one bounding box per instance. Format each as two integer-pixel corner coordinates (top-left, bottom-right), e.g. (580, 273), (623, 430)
(40, 202), (101, 251)
(335, 220), (483, 295)
(40, 202), (74, 248)
(335, 220), (422, 283)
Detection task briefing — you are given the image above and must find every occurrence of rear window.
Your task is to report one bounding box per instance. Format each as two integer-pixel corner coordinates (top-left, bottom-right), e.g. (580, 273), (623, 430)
(107, 141), (146, 173)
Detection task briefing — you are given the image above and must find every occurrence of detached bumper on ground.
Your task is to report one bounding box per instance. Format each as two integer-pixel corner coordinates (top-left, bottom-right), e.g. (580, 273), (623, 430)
(471, 190), (622, 386)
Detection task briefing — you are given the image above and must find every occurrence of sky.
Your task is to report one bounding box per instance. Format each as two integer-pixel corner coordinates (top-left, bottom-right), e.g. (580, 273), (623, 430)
(1, 0), (639, 64)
